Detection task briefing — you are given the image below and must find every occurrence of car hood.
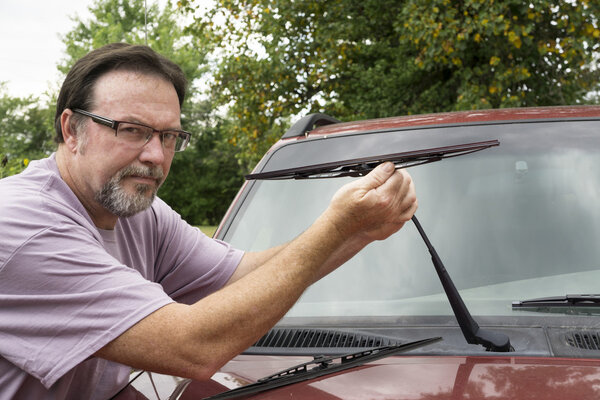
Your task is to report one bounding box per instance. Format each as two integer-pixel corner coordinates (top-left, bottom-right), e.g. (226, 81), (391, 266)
(180, 355), (600, 399)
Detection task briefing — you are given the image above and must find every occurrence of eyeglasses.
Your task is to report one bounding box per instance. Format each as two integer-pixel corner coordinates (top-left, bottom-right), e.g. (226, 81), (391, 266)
(72, 109), (191, 152)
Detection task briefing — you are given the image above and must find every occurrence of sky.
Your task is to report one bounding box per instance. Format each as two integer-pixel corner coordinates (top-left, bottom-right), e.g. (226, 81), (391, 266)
(0, 0), (99, 99)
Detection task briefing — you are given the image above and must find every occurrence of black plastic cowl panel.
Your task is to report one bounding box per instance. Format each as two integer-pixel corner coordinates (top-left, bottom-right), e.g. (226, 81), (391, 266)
(244, 327), (402, 356)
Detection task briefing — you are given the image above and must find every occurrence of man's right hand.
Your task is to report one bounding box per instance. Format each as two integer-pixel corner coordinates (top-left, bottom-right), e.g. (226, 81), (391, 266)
(323, 161), (418, 243)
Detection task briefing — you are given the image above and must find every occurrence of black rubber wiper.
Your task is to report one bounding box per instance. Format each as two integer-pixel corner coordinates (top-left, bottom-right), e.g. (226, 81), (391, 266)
(202, 337), (442, 400)
(246, 140), (499, 180)
(513, 294), (600, 308)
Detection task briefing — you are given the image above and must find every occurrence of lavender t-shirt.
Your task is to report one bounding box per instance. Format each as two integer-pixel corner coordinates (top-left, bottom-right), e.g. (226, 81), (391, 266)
(0, 155), (244, 399)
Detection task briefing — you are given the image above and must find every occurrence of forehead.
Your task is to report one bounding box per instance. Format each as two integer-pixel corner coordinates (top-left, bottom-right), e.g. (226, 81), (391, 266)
(90, 69), (181, 123)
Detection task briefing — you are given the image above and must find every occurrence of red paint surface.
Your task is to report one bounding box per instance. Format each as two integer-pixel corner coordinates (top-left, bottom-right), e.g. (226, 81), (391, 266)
(307, 105), (600, 138)
(181, 355), (600, 399)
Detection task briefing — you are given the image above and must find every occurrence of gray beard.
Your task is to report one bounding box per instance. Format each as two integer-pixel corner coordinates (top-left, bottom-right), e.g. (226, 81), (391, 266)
(95, 165), (164, 217)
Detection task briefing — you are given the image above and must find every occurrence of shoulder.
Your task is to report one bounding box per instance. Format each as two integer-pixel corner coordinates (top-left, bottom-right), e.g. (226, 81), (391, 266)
(1, 157), (54, 205)
(2, 156), (80, 207)
(1, 156), (94, 225)
(0, 156), (100, 264)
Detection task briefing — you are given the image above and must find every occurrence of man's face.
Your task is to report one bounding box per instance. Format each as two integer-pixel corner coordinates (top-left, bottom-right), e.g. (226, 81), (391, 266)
(69, 70), (181, 220)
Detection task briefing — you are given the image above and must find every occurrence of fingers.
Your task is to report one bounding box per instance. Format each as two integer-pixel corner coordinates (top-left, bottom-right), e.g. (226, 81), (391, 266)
(359, 162), (396, 191)
(368, 165), (417, 221)
(331, 162), (417, 239)
(398, 177), (418, 221)
(390, 169), (418, 221)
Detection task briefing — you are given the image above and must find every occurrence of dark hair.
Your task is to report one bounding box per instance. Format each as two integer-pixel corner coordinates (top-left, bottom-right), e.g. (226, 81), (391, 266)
(54, 42), (187, 143)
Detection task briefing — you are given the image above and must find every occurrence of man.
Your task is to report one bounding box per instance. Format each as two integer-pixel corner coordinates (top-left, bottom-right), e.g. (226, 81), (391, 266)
(0, 43), (417, 399)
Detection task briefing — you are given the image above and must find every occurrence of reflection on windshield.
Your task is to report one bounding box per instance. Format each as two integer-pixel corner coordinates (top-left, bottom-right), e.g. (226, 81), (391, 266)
(224, 125), (600, 317)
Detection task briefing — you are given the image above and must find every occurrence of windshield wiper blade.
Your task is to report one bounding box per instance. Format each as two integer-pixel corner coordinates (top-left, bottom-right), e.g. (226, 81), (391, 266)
(246, 140), (499, 180)
(513, 294), (600, 308)
(202, 337), (441, 400)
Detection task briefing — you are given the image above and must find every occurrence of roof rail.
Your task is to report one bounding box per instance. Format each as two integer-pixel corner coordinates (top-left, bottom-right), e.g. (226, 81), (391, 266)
(281, 113), (341, 139)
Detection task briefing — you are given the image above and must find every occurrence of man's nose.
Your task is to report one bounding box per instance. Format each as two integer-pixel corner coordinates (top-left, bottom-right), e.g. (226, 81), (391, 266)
(139, 132), (166, 165)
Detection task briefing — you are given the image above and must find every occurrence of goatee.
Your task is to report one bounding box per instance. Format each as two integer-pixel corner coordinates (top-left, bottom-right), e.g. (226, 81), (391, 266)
(95, 164), (164, 217)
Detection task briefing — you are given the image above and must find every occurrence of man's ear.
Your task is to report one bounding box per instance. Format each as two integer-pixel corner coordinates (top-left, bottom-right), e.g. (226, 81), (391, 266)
(60, 109), (79, 153)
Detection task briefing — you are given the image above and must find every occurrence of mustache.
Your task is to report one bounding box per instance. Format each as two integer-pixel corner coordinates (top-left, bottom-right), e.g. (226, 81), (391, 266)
(116, 165), (164, 183)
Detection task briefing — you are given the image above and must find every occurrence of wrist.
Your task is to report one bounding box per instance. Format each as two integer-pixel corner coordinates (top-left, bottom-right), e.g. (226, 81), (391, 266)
(318, 206), (372, 249)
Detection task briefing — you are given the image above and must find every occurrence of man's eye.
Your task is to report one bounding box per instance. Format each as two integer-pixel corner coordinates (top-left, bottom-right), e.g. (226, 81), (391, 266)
(121, 125), (141, 134)
(119, 124), (148, 138)
(163, 132), (178, 142)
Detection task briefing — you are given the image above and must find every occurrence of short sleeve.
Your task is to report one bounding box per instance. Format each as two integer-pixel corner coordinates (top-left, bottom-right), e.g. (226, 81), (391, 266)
(141, 198), (244, 304)
(0, 219), (174, 388)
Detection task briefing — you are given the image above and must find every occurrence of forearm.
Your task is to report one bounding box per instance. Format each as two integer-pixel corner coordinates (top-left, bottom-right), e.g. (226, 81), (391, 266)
(186, 211), (348, 359)
(313, 233), (370, 282)
(225, 243), (288, 286)
(229, 221), (374, 286)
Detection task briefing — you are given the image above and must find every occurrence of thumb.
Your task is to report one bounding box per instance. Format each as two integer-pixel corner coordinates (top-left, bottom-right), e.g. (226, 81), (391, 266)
(359, 162), (396, 191)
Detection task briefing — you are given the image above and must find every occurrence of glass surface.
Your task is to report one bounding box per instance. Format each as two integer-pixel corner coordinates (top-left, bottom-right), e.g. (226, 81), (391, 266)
(117, 122), (185, 151)
(224, 120), (600, 317)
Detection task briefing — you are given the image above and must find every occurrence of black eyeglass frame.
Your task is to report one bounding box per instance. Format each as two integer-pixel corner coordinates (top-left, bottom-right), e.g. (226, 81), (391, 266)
(71, 108), (191, 152)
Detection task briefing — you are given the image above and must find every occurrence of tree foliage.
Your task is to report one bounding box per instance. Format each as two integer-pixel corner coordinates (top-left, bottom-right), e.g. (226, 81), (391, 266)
(0, 84), (55, 178)
(4, 0), (600, 223)
(398, 0), (600, 109)
(180, 0), (600, 168)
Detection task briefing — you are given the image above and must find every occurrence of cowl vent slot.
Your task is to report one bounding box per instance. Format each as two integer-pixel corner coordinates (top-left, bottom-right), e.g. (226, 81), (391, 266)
(565, 331), (600, 350)
(244, 328), (402, 356)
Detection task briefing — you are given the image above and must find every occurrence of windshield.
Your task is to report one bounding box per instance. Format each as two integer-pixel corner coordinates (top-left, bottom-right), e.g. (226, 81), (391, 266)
(222, 120), (600, 318)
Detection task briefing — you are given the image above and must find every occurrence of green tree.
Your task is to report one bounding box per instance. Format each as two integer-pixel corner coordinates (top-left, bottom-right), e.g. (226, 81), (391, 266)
(397, 0), (600, 110)
(0, 83), (55, 178)
(180, 0), (600, 168)
(58, 0), (244, 225)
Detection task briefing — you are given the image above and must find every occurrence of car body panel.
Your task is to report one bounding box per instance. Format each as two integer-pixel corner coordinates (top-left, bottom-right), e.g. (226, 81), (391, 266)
(178, 355), (600, 399)
(305, 105), (600, 139)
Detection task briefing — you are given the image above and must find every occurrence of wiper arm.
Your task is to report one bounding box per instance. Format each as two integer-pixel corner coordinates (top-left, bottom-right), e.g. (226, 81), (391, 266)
(513, 294), (600, 308)
(246, 140), (499, 180)
(202, 337), (441, 400)
(412, 216), (512, 352)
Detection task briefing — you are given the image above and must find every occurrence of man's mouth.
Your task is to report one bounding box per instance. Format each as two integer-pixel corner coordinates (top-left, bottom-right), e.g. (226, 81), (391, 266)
(116, 165), (164, 188)
(127, 174), (159, 186)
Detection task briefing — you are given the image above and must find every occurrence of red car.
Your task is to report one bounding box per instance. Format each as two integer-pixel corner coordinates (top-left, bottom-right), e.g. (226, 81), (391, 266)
(118, 106), (600, 399)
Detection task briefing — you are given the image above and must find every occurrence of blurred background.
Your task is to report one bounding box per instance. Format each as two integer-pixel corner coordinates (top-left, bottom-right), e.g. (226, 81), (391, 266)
(1, 0), (598, 227)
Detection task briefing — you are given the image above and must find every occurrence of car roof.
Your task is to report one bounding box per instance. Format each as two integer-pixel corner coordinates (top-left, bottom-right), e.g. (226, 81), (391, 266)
(300, 105), (600, 139)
